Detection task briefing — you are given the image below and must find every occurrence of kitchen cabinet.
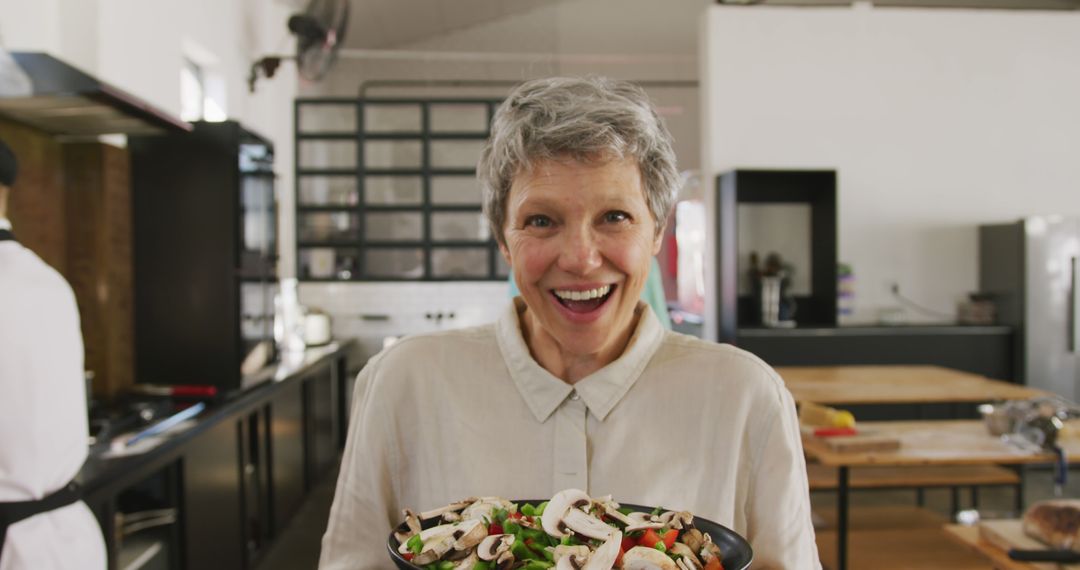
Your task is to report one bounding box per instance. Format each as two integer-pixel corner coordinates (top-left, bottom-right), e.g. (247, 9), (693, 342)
(130, 121), (277, 395)
(294, 98), (507, 281)
(80, 342), (360, 570)
(305, 361), (338, 485)
(269, 382), (305, 533)
(183, 419), (244, 570)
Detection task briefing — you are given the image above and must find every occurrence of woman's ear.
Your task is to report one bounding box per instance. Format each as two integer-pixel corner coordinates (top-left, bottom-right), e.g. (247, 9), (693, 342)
(652, 224), (666, 256)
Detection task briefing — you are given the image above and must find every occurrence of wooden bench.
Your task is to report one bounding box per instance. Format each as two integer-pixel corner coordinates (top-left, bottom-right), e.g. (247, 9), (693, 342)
(807, 462), (1022, 515)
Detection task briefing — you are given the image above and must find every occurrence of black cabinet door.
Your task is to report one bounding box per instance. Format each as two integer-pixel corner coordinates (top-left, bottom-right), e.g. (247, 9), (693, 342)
(269, 382), (305, 533)
(306, 362), (337, 485)
(183, 419), (244, 570)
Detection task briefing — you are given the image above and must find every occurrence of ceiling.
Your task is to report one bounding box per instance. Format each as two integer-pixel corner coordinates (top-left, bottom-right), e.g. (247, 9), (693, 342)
(339, 0), (567, 50)
(295, 0), (1078, 52)
(717, 0), (1080, 7)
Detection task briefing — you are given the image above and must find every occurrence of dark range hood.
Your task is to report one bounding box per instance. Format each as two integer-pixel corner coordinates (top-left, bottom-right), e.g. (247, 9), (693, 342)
(0, 52), (190, 136)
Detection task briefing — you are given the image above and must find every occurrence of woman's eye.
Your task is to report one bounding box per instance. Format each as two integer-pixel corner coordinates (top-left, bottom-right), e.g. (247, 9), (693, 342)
(604, 211), (630, 224)
(524, 215), (552, 228)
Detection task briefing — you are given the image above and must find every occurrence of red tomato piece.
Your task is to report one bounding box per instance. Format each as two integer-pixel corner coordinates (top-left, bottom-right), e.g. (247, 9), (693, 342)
(615, 547), (626, 567)
(638, 528), (661, 548)
(488, 523), (503, 535)
(621, 537), (636, 552)
(704, 557), (723, 570)
(662, 529), (678, 549)
(403, 553), (414, 561)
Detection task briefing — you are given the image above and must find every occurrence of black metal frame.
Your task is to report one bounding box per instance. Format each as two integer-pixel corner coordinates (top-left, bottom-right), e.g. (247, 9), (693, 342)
(715, 169), (838, 343)
(294, 97), (506, 281)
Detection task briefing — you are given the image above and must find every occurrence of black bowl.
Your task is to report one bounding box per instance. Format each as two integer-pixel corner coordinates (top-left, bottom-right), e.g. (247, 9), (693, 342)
(387, 500), (753, 570)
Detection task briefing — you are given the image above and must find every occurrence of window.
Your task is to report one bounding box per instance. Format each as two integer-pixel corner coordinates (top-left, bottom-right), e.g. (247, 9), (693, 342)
(294, 98), (504, 281)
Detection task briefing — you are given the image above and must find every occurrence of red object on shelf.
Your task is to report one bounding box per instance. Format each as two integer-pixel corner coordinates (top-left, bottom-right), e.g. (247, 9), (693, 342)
(130, 384), (218, 398)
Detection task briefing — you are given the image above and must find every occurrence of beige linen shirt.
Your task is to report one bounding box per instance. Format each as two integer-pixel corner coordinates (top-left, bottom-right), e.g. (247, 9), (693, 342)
(320, 299), (820, 569)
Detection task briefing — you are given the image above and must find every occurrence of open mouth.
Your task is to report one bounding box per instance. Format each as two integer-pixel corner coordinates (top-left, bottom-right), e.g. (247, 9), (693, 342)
(550, 284), (616, 314)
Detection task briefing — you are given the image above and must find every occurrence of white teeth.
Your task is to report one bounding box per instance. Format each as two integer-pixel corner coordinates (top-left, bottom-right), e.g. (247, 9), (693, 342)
(554, 285), (611, 301)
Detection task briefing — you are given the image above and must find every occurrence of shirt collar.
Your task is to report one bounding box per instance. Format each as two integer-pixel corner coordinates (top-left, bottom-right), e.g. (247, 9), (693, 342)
(0, 218), (10, 231)
(496, 297), (665, 423)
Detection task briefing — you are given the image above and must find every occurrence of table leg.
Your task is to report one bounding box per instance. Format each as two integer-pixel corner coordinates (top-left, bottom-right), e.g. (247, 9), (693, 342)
(837, 465), (849, 570)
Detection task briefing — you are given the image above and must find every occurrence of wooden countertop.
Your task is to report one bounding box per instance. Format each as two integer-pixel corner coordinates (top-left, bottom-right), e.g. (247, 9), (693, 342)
(776, 365), (1047, 405)
(802, 419), (1080, 467)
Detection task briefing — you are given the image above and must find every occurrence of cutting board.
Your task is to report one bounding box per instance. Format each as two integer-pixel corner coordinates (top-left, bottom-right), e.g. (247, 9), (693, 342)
(801, 425), (901, 453)
(979, 519), (1080, 569)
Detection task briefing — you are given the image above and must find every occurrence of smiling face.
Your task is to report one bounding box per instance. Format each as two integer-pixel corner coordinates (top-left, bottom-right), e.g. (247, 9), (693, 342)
(499, 156), (662, 368)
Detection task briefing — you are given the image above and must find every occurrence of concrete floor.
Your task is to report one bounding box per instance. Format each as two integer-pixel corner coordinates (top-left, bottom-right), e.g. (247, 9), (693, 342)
(257, 464), (1080, 570)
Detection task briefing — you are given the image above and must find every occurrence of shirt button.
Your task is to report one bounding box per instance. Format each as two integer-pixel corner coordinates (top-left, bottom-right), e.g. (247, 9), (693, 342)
(570, 391), (580, 401)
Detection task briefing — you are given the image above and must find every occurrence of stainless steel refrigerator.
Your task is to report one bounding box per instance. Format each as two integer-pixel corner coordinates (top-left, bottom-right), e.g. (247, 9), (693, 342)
(980, 217), (1080, 401)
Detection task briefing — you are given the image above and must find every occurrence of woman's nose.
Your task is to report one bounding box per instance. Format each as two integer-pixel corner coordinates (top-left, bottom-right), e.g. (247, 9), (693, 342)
(557, 228), (602, 275)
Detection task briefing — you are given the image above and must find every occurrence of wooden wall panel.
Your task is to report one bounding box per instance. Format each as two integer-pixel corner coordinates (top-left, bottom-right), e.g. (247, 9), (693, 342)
(0, 118), (66, 271)
(64, 143), (134, 399)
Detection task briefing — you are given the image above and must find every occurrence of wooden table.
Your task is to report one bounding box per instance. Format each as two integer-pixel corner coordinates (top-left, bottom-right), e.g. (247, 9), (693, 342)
(944, 523), (1080, 570)
(776, 365), (1046, 406)
(804, 420), (1080, 570)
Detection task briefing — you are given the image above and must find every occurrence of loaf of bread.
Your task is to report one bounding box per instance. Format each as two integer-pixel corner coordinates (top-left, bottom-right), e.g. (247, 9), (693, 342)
(1022, 500), (1080, 550)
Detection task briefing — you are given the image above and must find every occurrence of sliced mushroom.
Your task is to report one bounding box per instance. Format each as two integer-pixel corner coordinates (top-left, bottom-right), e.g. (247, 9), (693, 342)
(477, 534), (516, 561)
(413, 532), (456, 565)
(493, 549), (515, 570)
(552, 545), (591, 563)
(680, 528), (704, 553)
(669, 542), (702, 569)
(698, 533), (722, 564)
(583, 531), (623, 570)
(556, 552), (590, 570)
(602, 504), (635, 526)
(393, 508), (423, 543)
(563, 508), (617, 540)
(420, 498), (477, 521)
(462, 497), (514, 523)
(541, 489), (593, 538)
(451, 551), (478, 569)
(451, 519), (487, 550)
(625, 512), (665, 533)
(397, 523), (456, 555)
(664, 511), (695, 530)
(622, 545), (679, 570)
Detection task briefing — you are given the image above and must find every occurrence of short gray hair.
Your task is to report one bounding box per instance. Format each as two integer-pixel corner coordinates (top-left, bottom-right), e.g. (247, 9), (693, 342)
(478, 76), (679, 247)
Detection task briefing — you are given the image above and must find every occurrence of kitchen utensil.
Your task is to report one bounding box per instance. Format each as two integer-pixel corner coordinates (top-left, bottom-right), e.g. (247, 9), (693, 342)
(387, 501), (754, 570)
(129, 384), (218, 398)
(979, 519), (1080, 569)
(1009, 548), (1080, 563)
(304, 309), (332, 346)
(760, 276), (782, 327)
(123, 402), (206, 447)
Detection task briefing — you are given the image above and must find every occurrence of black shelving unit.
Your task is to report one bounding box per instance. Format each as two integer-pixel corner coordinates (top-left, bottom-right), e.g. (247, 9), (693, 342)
(130, 121), (277, 393)
(294, 97), (506, 281)
(715, 169), (838, 344)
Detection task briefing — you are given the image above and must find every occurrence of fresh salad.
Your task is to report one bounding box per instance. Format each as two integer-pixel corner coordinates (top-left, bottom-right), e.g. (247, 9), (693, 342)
(393, 488), (725, 570)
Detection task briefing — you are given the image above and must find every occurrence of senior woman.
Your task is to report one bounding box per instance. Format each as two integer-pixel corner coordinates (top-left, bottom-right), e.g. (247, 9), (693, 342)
(319, 77), (819, 569)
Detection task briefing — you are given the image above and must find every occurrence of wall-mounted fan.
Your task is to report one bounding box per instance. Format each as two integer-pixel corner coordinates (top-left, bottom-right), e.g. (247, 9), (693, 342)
(248, 0), (350, 92)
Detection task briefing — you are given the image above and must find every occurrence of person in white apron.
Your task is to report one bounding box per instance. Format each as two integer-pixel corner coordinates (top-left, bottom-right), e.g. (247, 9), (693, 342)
(0, 138), (106, 569)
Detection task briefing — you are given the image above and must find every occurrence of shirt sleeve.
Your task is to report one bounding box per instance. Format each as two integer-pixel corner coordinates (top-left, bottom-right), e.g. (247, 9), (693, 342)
(319, 355), (400, 570)
(744, 378), (822, 570)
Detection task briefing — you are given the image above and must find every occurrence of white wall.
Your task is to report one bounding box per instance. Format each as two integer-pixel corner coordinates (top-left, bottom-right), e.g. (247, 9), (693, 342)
(2, 0), (299, 275)
(702, 5), (1080, 335)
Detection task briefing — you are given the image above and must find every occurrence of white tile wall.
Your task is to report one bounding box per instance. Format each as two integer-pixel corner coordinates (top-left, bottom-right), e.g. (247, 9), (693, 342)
(298, 281), (511, 356)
